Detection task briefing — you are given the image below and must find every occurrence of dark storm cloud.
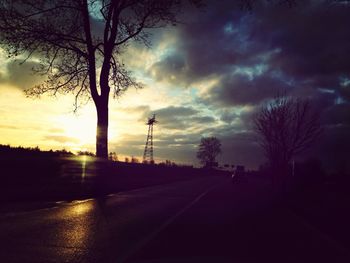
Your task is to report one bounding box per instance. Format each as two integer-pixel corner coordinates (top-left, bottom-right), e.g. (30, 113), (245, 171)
(321, 103), (350, 126)
(304, 124), (350, 172)
(239, 1), (350, 108)
(0, 59), (43, 90)
(149, 0), (350, 102)
(321, 125), (350, 158)
(339, 82), (350, 101)
(157, 113), (215, 130)
(204, 73), (290, 106)
(219, 131), (262, 168)
(140, 105), (215, 130)
(111, 132), (200, 164)
(220, 110), (239, 124)
(150, 0), (350, 170)
(147, 1), (264, 85)
(116, 133), (199, 149)
(154, 105), (198, 117)
(128, 1), (350, 169)
(149, 53), (189, 84)
(292, 88), (337, 108)
(191, 115), (216, 124)
(187, 120), (262, 167)
(156, 131), (262, 165)
(257, 2), (350, 80)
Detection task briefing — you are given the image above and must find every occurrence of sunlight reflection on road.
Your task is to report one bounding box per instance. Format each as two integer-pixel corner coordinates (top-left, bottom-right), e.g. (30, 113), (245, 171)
(60, 155), (101, 179)
(69, 200), (95, 216)
(49, 200), (98, 261)
(81, 155), (87, 181)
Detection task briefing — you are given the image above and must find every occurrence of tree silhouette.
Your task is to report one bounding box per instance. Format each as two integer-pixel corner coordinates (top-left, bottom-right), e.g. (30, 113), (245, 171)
(108, 151), (118, 161)
(253, 95), (322, 180)
(131, 156), (140, 163)
(0, 0), (202, 158)
(197, 137), (221, 168)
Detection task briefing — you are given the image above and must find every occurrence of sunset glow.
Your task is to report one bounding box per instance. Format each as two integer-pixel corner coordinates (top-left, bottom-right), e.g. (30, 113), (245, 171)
(0, 1), (349, 170)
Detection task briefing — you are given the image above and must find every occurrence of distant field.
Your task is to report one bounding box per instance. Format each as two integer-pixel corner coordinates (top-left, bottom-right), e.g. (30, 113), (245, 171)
(0, 155), (227, 202)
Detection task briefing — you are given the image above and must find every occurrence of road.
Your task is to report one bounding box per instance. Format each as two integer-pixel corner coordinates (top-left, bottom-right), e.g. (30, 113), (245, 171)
(0, 176), (348, 263)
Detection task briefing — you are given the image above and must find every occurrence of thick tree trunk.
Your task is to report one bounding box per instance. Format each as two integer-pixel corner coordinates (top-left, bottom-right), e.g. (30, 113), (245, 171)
(271, 159), (290, 201)
(96, 103), (109, 158)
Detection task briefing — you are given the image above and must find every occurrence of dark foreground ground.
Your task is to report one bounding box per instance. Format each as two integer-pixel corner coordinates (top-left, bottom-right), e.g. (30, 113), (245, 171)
(127, 177), (350, 263)
(0, 167), (350, 263)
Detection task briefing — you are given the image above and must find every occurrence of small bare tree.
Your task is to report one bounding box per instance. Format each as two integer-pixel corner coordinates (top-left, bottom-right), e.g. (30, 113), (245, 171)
(197, 137), (221, 168)
(253, 95), (322, 179)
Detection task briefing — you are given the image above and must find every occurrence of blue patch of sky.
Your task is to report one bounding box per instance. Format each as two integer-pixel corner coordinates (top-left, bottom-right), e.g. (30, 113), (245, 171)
(222, 16), (254, 53)
(156, 47), (179, 61)
(334, 0), (350, 6)
(335, 96), (346, 105)
(88, 0), (103, 20)
(190, 99), (218, 122)
(233, 15), (257, 52)
(167, 87), (184, 98)
(189, 87), (198, 99)
(133, 71), (154, 84)
(233, 64), (268, 80)
(269, 69), (295, 87)
(340, 76), (350, 87)
(219, 107), (250, 125)
(318, 88), (335, 94)
(223, 22), (237, 35)
(258, 48), (282, 62)
(161, 85), (197, 107)
(269, 70), (283, 79)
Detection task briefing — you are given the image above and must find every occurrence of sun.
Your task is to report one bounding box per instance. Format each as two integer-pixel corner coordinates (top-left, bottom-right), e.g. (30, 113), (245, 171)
(56, 110), (96, 148)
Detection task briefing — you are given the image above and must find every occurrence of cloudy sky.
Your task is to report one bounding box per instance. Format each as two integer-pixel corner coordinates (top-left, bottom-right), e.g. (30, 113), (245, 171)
(0, 0), (349, 170)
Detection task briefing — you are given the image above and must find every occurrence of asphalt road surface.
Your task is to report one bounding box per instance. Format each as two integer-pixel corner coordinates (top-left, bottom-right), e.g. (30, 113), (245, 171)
(0, 176), (348, 263)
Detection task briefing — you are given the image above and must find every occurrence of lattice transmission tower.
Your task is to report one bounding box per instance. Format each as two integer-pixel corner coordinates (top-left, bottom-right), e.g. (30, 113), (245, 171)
(143, 114), (157, 164)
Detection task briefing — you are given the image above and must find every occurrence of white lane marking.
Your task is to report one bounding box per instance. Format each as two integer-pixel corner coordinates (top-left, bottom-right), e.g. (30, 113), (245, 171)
(0, 206), (60, 218)
(114, 178), (206, 196)
(70, 198), (94, 204)
(116, 181), (223, 263)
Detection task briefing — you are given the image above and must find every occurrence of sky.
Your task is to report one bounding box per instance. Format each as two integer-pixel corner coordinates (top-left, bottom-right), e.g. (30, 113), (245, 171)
(0, 0), (349, 170)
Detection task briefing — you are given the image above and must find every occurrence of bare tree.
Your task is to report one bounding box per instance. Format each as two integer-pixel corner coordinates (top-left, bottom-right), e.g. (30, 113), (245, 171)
(0, 0), (202, 158)
(253, 95), (322, 177)
(197, 137), (221, 168)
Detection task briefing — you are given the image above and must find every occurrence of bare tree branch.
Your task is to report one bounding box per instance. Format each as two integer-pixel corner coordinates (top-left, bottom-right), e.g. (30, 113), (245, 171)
(253, 95), (322, 173)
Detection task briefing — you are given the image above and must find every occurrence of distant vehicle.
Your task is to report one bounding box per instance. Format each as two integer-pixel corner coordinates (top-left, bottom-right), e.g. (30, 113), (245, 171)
(231, 165), (245, 183)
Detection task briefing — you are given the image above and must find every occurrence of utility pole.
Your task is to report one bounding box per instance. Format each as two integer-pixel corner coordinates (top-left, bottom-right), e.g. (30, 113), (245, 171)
(143, 114), (157, 164)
